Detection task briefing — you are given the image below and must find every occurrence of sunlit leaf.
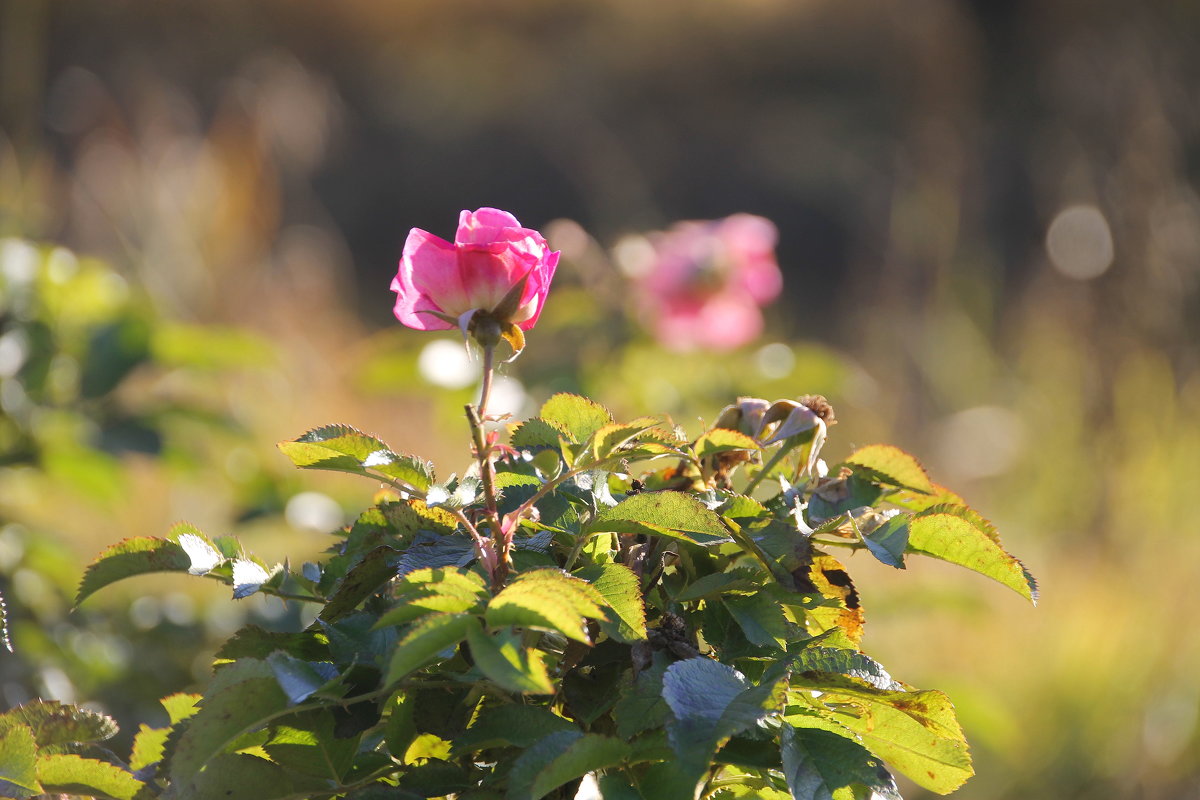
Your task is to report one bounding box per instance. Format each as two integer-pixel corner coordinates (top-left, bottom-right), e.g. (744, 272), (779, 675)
(843, 445), (935, 494)
(591, 418), (662, 462)
(486, 568), (607, 643)
(790, 673), (973, 794)
(510, 418), (569, 450)
(231, 559), (274, 599)
(573, 563), (648, 642)
(465, 626), (555, 694)
(793, 648), (903, 691)
(586, 491), (732, 546)
(167, 660), (290, 784)
(0, 700), (117, 750)
(907, 513), (1036, 603)
(694, 428), (761, 459)
(172, 523), (223, 575)
(384, 613), (478, 687)
(507, 730), (631, 800)
(278, 425), (434, 491)
(802, 554), (866, 646)
(0, 590), (9, 653)
(76, 537), (190, 605)
(539, 393), (613, 444)
(0, 723), (40, 797)
(376, 566), (489, 628)
(36, 754), (143, 800)
(262, 710), (356, 781)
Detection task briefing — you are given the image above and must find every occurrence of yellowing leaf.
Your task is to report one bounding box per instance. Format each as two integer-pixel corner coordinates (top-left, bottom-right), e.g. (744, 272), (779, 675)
(907, 513), (1037, 603)
(843, 445), (935, 494)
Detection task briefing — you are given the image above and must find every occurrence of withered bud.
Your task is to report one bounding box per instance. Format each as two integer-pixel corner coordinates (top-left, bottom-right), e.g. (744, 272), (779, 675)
(798, 394), (836, 426)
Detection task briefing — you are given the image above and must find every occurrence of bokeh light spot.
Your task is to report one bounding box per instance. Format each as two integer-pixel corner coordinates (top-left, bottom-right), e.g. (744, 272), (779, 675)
(418, 339), (476, 390)
(1046, 205), (1115, 280)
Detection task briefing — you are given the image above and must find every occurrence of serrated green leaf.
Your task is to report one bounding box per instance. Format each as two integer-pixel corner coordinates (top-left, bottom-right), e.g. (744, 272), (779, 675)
(486, 569), (607, 644)
(573, 563), (647, 642)
(673, 570), (760, 602)
(278, 425), (434, 491)
(278, 424), (389, 471)
(907, 512), (1036, 603)
(586, 491), (732, 546)
(694, 428), (761, 459)
(262, 710), (357, 781)
(591, 418), (662, 462)
(130, 723), (169, 772)
(540, 393), (613, 444)
(863, 514), (909, 569)
(843, 445), (935, 494)
(613, 665), (670, 740)
(453, 704), (578, 753)
(167, 660), (290, 784)
(160, 693), (202, 725)
(790, 673), (972, 794)
(364, 451), (435, 492)
(168, 522), (224, 575)
(465, 626), (554, 694)
(216, 626), (330, 664)
(0, 701), (117, 750)
(793, 648), (902, 691)
(661, 658), (790, 784)
(0, 723), (40, 797)
(0, 589), (10, 653)
(377, 567), (489, 627)
(511, 418), (570, 450)
(129, 696), (197, 772)
(781, 725), (901, 800)
(320, 545), (402, 622)
(35, 754), (142, 800)
(722, 593), (789, 650)
(508, 730), (631, 800)
(384, 613), (477, 687)
(76, 537), (191, 605)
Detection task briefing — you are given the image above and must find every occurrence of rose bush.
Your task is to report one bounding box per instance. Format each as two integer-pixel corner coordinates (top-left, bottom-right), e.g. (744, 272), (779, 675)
(391, 207), (560, 338)
(3, 209), (1034, 800)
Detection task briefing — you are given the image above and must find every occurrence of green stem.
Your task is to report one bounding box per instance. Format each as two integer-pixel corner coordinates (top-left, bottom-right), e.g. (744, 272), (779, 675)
(743, 443), (794, 496)
(810, 537), (866, 550)
(478, 342), (496, 421)
(468, 344), (506, 590)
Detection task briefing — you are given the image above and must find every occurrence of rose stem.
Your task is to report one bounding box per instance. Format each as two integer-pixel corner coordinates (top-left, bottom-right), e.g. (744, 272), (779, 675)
(467, 342), (506, 590)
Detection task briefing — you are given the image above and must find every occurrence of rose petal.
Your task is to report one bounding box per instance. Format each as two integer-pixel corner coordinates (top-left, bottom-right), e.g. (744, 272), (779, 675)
(456, 207), (525, 245)
(393, 228), (463, 329)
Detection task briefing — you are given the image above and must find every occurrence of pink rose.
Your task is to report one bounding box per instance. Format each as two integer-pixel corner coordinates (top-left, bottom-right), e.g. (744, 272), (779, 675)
(629, 214), (782, 351)
(391, 208), (559, 332)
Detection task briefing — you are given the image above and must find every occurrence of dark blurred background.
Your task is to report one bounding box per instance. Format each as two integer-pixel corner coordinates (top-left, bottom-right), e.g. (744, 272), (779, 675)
(2, 1), (1198, 798)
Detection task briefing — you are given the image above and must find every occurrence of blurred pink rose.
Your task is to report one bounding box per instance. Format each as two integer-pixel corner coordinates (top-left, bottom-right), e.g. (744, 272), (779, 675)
(391, 208), (559, 332)
(629, 214), (782, 351)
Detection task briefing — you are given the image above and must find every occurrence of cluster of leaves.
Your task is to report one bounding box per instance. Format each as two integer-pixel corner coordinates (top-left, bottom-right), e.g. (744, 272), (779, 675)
(10, 393), (1034, 799)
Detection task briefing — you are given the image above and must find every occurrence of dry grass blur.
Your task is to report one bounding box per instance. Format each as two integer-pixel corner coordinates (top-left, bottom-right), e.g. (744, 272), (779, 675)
(2, 1), (1198, 797)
